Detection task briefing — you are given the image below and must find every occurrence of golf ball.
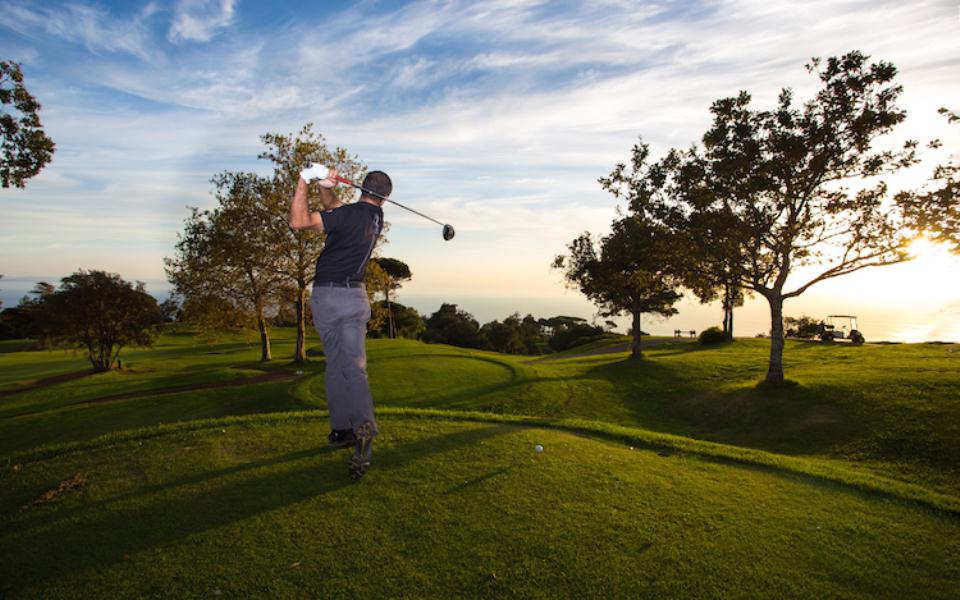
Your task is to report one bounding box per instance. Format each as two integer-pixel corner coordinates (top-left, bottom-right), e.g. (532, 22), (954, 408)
(534, 444), (544, 453)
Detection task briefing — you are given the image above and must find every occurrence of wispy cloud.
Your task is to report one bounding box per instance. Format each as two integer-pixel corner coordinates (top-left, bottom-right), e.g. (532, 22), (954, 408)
(168, 0), (236, 43)
(3, 1), (158, 60)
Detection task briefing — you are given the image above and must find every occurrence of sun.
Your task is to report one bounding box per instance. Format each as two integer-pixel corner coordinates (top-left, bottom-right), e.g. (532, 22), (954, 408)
(906, 236), (947, 260)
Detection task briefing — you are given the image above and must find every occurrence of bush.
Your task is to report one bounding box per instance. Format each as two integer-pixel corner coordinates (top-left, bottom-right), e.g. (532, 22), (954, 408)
(698, 326), (726, 345)
(785, 315), (821, 339)
(548, 323), (606, 351)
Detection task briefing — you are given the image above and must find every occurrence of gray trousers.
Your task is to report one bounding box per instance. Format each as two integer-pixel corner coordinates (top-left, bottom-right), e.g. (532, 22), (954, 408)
(310, 285), (379, 436)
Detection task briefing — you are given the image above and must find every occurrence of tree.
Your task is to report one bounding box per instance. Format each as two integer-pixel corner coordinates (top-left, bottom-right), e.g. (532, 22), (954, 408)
(547, 320), (605, 352)
(520, 315), (547, 354)
(258, 125), (365, 362)
(159, 296), (179, 323)
(603, 144), (751, 342)
(622, 52), (918, 383)
(37, 270), (162, 372)
(179, 293), (251, 341)
(784, 315), (821, 339)
(372, 257), (412, 338)
(423, 303), (484, 348)
(480, 314), (526, 354)
(554, 216), (682, 359)
(1, 61), (55, 188)
(4, 281), (57, 345)
(166, 171), (280, 361)
(368, 301), (425, 339)
(897, 108), (959, 254)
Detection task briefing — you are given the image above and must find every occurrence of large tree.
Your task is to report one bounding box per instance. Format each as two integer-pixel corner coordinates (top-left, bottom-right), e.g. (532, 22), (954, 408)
(166, 172), (279, 361)
(554, 215), (682, 359)
(1, 61), (55, 188)
(258, 125), (365, 362)
(38, 271), (162, 372)
(621, 52), (919, 383)
(603, 144), (750, 341)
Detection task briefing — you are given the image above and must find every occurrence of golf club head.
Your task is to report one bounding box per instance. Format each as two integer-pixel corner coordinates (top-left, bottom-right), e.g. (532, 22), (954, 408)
(442, 224), (455, 241)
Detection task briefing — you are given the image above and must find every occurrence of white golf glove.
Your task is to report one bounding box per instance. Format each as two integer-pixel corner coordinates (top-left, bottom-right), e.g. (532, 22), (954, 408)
(299, 163), (330, 184)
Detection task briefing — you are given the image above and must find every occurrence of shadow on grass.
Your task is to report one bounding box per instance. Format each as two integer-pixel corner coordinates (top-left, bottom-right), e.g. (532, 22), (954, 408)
(0, 341), (41, 354)
(0, 423), (516, 590)
(0, 369), (95, 398)
(578, 358), (864, 457)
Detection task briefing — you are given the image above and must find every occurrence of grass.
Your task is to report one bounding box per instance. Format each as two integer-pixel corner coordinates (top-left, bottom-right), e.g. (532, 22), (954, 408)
(2, 412), (958, 598)
(1, 328), (958, 597)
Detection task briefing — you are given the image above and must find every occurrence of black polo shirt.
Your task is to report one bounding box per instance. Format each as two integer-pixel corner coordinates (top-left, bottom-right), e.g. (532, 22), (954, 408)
(313, 202), (384, 285)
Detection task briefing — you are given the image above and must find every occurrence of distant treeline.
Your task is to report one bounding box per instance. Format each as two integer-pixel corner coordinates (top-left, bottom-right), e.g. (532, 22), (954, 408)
(0, 279), (618, 356)
(376, 302), (622, 355)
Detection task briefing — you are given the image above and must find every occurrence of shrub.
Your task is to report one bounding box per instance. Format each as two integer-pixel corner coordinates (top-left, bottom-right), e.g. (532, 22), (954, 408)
(698, 326), (726, 345)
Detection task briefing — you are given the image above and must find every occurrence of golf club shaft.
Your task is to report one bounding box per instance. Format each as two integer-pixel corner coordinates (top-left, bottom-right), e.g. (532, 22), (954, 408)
(333, 176), (446, 227)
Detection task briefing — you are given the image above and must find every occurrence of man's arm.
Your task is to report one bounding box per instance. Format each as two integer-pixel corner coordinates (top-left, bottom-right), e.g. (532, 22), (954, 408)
(288, 176), (324, 231)
(317, 167), (343, 211)
(288, 167), (343, 231)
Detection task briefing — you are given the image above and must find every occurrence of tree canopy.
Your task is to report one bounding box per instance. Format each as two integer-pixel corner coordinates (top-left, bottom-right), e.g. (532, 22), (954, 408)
(1, 61), (55, 189)
(609, 51), (921, 382)
(37, 270), (162, 372)
(166, 171), (279, 361)
(554, 215), (682, 359)
(897, 108), (959, 254)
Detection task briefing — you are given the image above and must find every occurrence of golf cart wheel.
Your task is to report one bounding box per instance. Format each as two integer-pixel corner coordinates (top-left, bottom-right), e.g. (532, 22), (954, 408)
(851, 332), (865, 345)
(820, 333), (834, 343)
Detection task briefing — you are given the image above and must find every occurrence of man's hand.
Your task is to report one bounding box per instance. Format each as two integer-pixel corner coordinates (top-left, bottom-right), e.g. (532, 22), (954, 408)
(300, 163), (332, 184)
(319, 167), (339, 189)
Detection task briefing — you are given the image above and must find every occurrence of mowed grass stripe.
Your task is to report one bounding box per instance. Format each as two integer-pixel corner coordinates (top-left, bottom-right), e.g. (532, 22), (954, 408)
(1, 417), (957, 599)
(5, 408), (959, 516)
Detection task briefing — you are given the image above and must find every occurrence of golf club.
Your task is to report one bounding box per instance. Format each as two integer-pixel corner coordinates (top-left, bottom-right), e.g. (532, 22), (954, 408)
(332, 175), (455, 241)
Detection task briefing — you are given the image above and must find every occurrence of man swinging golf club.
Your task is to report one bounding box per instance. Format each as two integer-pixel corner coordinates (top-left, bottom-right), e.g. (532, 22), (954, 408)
(289, 163), (388, 479)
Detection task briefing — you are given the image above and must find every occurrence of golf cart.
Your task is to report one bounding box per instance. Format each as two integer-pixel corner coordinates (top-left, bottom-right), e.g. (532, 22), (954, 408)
(818, 315), (865, 345)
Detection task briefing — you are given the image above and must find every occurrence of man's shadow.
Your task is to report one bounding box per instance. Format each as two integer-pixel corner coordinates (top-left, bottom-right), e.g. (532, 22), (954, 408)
(2, 421), (515, 590)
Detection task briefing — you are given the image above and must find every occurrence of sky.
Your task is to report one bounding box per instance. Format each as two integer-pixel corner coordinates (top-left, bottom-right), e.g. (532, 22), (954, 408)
(1, 0), (958, 341)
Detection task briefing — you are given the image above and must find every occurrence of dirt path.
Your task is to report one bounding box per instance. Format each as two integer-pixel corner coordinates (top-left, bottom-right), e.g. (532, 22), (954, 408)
(525, 338), (694, 363)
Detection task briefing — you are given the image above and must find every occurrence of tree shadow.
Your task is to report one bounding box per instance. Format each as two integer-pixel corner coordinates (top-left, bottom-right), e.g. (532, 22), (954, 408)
(0, 369), (95, 398)
(1, 423), (516, 590)
(579, 357), (864, 457)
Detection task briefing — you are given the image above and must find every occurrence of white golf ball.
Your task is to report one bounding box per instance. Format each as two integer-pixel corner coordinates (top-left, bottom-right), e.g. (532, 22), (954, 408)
(534, 444), (544, 453)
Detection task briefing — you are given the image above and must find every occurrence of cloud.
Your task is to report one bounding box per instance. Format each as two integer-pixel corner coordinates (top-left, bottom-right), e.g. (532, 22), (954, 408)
(2, 1), (158, 61)
(168, 0), (237, 43)
(2, 0), (959, 335)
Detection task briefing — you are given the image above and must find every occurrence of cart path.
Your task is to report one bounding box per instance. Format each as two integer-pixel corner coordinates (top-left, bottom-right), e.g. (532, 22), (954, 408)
(525, 338), (694, 363)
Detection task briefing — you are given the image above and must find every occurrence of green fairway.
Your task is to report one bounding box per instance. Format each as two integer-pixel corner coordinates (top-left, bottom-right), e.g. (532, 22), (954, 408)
(1, 329), (958, 597)
(3, 412), (958, 599)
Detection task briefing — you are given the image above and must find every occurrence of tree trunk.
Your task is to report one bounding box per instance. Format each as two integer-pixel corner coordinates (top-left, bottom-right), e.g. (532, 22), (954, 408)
(256, 312), (272, 361)
(726, 305), (734, 341)
(385, 287), (395, 339)
(765, 293), (785, 384)
(630, 309), (643, 360)
(249, 270), (271, 361)
(294, 284), (307, 363)
(722, 284), (735, 341)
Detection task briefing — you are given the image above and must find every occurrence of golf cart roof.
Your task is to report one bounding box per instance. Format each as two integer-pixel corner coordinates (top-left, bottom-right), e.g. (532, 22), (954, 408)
(827, 315), (857, 319)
